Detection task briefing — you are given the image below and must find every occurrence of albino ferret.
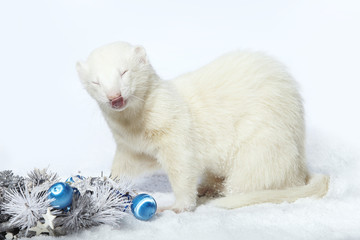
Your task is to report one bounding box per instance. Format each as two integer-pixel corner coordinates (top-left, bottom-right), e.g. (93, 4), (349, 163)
(76, 41), (329, 212)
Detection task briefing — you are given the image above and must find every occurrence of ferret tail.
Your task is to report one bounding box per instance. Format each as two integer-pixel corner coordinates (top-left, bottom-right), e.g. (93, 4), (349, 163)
(210, 174), (329, 209)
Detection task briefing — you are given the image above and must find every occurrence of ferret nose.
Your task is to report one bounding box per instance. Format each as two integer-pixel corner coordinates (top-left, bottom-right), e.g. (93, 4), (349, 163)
(108, 93), (121, 101)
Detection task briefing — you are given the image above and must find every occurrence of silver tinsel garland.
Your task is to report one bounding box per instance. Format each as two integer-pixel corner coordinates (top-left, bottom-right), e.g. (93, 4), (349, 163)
(0, 171), (24, 229)
(4, 185), (52, 230)
(0, 169), (135, 239)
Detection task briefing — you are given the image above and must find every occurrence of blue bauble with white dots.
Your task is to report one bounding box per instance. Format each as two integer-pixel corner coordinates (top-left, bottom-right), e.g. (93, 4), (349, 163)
(131, 194), (157, 221)
(48, 182), (74, 209)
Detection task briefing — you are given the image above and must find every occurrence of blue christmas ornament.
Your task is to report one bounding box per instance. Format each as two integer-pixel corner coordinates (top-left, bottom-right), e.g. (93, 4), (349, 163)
(65, 175), (85, 185)
(48, 182), (74, 209)
(131, 194), (157, 221)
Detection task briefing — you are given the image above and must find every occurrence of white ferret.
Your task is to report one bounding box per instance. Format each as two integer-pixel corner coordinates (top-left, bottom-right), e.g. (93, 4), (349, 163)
(76, 41), (329, 212)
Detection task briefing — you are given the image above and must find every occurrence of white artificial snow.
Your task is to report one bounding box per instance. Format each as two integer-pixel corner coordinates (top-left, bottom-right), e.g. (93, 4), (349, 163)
(28, 130), (360, 240)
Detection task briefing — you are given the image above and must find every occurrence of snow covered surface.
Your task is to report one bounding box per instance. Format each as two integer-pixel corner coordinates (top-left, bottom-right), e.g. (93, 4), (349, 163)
(29, 130), (359, 240)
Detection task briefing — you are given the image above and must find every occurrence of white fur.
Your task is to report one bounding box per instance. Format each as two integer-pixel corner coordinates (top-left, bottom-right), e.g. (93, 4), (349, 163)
(76, 41), (329, 212)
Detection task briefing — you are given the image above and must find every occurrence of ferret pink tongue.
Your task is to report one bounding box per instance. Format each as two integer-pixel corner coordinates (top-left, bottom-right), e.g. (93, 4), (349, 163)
(111, 96), (125, 109)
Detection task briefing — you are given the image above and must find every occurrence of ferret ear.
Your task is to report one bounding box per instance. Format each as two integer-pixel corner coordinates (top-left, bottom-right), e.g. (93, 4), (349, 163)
(76, 61), (89, 82)
(133, 45), (148, 65)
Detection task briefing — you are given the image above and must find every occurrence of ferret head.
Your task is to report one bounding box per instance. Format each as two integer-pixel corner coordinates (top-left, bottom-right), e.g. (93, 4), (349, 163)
(76, 41), (153, 112)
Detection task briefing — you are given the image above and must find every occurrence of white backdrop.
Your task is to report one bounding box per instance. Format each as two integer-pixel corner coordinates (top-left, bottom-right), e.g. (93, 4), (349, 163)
(0, 0), (359, 177)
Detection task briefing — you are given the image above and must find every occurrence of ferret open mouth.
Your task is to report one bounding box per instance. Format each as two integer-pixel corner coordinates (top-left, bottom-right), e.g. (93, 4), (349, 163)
(111, 96), (126, 109)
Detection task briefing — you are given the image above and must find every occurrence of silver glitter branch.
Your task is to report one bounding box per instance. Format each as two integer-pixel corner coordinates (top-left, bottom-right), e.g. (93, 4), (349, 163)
(90, 185), (130, 226)
(54, 181), (132, 233)
(3, 185), (52, 230)
(26, 168), (60, 192)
